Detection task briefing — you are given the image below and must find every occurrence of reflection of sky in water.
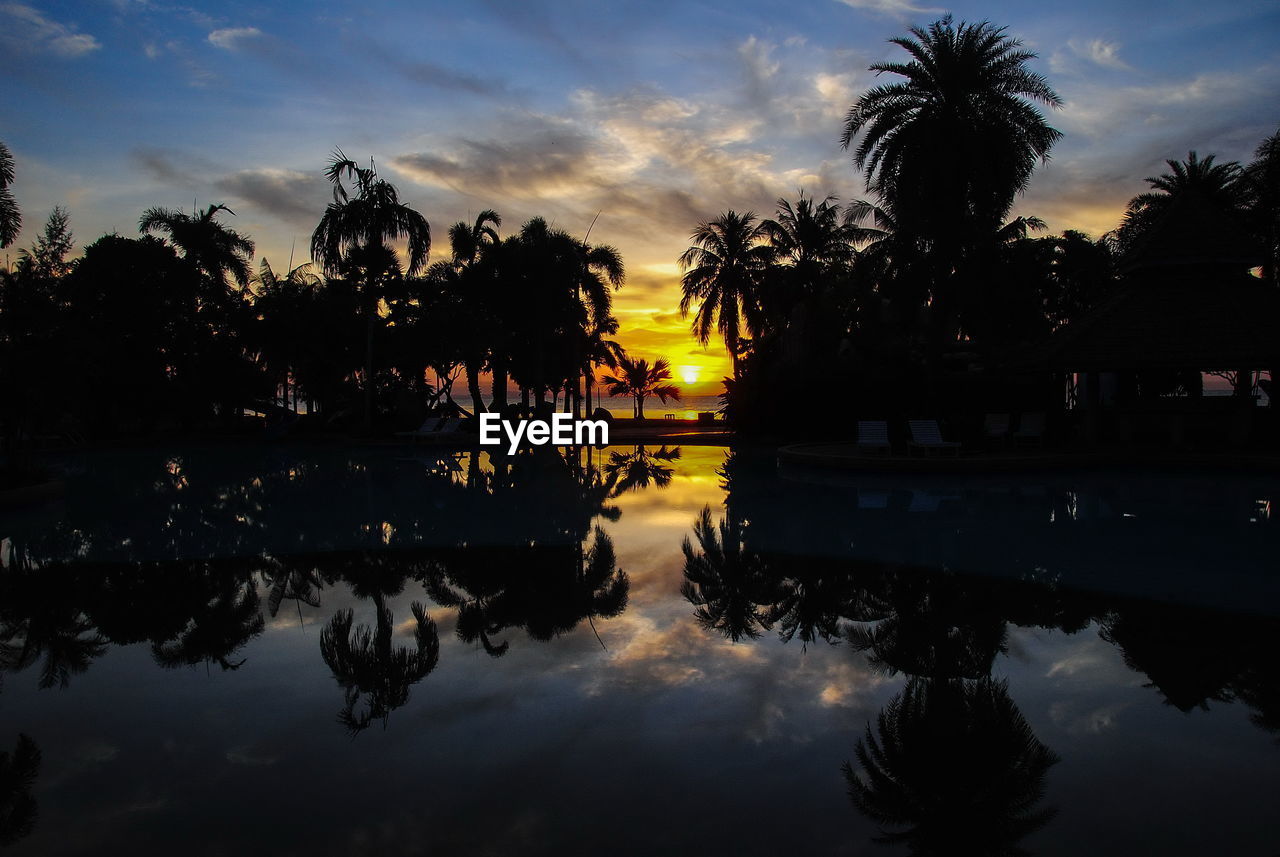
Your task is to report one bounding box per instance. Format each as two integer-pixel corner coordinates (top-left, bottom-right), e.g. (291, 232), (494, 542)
(1, 445), (1277, 854)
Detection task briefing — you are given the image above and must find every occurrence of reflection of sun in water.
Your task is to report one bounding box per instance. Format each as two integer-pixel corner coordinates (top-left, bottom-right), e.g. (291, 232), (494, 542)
(680, 366), (699, 385)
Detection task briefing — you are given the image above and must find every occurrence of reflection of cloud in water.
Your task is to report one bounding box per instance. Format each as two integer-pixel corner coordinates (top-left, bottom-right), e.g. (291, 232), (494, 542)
(1049, 700), (1133, 735)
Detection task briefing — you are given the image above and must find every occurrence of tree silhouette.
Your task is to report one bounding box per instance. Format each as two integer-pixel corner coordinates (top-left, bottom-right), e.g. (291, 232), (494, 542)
(139, 202), (256, 289)
(679, 210), (775, 379)
(1116, 151), (1245, 253)
(0, 734), (40, 847)
(603, 445), (681, 495)
(1242, 127), (1280, 285)
(436, 209), (502, 414)
(311, 150), (431, 429)
(0, 141), (19, 249)
(680, 505), (781, 642)
(599, 354), (680, 419)
(319, 599), (439, 734)
(844, 677), (1059, 856)
(15, 206), (73, 280)
(841, 16), (1061, 236)
(150, 578), (265, 671)
(762, 192), (854, 307)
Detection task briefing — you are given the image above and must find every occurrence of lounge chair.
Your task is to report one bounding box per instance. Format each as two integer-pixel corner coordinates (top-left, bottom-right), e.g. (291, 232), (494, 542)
(983, 413), (1011, 447)
(856, 420), (892, 455)
(907, 420), (961, 456)
(1014, 412), (1045, 448)
(396, 416), (444, 439)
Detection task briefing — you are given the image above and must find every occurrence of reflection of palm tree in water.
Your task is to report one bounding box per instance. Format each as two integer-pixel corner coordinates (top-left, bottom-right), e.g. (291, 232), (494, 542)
(422, 527), (628, 657)
(845, 677), (1058, 856)
(151, 577), (265, 671)
(0, 734), (40, 847)
(0, 541), (107, 688)
(681, 506), (782, 642)
(320, 596), (439, 734)
(845, 571), (1010, 681)
(603, 445), (681, 496)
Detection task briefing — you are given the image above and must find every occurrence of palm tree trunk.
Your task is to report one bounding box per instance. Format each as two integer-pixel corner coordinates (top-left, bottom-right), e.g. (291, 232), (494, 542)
(491, 358), (508, 412)
(465, 359), (486, 414)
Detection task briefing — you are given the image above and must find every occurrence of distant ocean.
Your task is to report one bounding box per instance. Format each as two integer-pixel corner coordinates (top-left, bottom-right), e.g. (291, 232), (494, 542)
(465, 394), (724, 421)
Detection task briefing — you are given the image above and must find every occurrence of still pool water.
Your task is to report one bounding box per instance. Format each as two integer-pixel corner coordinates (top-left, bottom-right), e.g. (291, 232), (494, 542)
(1, 444), (1277, 855)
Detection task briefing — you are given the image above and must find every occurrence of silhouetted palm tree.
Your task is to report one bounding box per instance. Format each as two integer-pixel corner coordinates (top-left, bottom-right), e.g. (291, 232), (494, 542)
(679, 210), (775, 378)
(0, 141), (19, 249)
(680, 505), (780, 642)
(844, 677), (1059, 856)
(762, 192), (854, 303)
(1242, 128), (1280, 285)
(1117, 151), (1245, 252)
(600, 354), (680, 419)
(841, 16), (1061, 237)
(581, 316), (624, 415)
(440, 209), (501, 414)
(252, 258), (322, 411)
(603, 445), (681, 495)
(311, 150), (431, 429)
(320, 599), (439, 733)
(151, 579), (265, 671)
(139, 202), (256, 289)
(0, 734), (40, 847)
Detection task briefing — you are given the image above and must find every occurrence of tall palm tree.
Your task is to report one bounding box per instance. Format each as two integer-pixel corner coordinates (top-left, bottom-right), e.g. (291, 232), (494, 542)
(311, 149), (431, 429)
(438, 209), (501, 415)
(600, 354), (680, 419)
(678, 210), (775, 379)
(840, 16), (1062, 239)
(502, 218), (623, 407)
(0, 140), (19, 249)
(139, 203), (255, 289)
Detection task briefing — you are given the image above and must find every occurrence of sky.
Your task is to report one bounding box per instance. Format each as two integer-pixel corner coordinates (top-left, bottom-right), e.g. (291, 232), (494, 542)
(1, 0), (1278, 393)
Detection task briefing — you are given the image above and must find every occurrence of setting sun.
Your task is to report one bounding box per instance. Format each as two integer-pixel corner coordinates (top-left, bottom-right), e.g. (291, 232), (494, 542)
(679, 366), (700, 384)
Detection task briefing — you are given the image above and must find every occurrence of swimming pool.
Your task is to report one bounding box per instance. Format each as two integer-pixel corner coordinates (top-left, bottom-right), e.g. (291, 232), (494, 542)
(1, 444), (1276, 854)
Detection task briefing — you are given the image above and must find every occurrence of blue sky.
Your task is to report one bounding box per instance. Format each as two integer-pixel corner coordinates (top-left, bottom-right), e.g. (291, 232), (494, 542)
(1, 0), (1277, 381)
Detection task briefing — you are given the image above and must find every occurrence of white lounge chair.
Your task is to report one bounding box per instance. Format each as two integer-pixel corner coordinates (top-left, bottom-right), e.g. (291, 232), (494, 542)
(856, 420), (892, 455)
(907, 420), (960, 456)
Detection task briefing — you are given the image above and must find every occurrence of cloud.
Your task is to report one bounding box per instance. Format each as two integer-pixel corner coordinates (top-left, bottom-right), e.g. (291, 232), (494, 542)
(834, 0), (944, 17)
(215, 168), (324, 225)
(0, 3), (100, 57)
(1073, 38), (1129, 70)
(1016, 64), (1280, 236)
(1051, 38), (1131, 74)
(207, 26), (262, 51)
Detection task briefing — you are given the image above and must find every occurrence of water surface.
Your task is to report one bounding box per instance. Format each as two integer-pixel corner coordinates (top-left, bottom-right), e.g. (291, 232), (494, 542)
(1, 444), (1277, 855)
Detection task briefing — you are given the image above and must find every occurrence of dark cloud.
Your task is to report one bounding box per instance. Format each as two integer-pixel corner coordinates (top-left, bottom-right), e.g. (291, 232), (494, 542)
(215, 168), (325, 225)
(392, 58), (513, 98)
